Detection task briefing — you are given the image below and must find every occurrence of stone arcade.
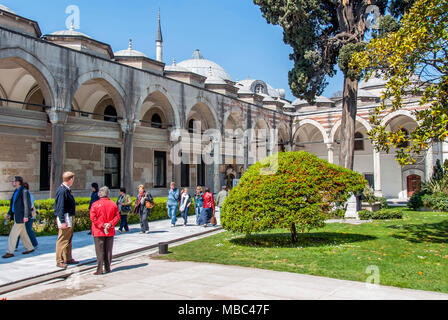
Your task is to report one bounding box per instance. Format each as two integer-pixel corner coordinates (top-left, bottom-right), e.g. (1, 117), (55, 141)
(0, 4), (445, 202)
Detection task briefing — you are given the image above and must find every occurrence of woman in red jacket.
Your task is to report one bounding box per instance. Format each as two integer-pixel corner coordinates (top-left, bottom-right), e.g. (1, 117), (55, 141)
(90, 186), (120, 275)
(199, 187), (215, 228)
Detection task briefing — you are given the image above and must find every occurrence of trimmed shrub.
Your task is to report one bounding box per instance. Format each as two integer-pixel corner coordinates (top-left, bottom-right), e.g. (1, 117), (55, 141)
(422, 193), (448, 212)
(221, 151), (367, 242)
(358, 209), (403, 220)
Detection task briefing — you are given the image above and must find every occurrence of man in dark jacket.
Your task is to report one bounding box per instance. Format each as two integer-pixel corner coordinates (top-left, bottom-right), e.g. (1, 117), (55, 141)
(54, 171), (78, 269)
(87, 182), (100, 235)
(2, 176), (34, 258)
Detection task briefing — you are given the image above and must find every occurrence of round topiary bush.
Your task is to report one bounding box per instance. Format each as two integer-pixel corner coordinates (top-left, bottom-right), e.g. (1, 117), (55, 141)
(221, 151), (367, 242)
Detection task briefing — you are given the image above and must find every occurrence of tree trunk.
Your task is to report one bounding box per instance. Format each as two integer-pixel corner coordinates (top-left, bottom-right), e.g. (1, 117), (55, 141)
(338, 75), (358, 170)
(290, 223), (298, 243)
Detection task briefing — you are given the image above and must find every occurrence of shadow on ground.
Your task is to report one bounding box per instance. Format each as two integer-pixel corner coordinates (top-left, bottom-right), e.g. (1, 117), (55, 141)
(230, 232), (376, 248)
(111, 263), (149, 273)
(388, 219), (448, 243)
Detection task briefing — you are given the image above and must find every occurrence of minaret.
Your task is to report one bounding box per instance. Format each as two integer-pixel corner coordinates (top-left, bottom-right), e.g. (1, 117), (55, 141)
(156, 10), (163, 62)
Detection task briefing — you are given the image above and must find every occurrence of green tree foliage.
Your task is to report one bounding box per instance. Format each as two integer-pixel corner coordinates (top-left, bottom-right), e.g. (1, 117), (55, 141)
(221, 152), (366, 242)
(352, 0), (448, 165)
(253, 0), (414, 170)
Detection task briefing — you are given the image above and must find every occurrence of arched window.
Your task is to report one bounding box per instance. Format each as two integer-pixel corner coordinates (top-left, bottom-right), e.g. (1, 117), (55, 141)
(354, 132), (364, 151)
(398, 128), (409, 148)
(104, 105), (117, 122)
(254, 83), (264, 94)
(188, 119), (195, 133)
(151, 113), (163, 129)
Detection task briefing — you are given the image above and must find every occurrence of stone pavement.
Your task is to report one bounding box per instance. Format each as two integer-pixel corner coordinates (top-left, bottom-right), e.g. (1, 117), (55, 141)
(0, 213), (221, 286)
(5, 255), (448, 300)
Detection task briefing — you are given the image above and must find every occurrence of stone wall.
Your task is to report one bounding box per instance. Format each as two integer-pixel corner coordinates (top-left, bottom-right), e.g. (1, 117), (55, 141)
(0, 135), (40, 199)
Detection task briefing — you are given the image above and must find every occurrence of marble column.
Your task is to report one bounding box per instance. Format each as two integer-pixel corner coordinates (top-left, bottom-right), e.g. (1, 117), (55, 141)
(373, 150), (383, 197)
(213, 138), (221, 194)
(120, 119), (137, 195)
(326, 143), (334, 164)
(47, 109), (68, 198)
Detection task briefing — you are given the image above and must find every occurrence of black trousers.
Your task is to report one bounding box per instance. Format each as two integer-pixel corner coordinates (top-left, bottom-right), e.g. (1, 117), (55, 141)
(119, 215), (129, 231)
(94, 236), (114, 273)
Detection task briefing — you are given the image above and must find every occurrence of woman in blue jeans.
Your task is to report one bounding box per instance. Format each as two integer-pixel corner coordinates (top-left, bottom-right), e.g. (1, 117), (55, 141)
(194, 186), (204, 225)
(16, 182), (38, 249)
(167, 182), (180, 227)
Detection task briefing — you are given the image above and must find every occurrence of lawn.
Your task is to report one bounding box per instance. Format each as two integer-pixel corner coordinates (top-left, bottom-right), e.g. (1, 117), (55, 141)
(156, 208), (448, 293)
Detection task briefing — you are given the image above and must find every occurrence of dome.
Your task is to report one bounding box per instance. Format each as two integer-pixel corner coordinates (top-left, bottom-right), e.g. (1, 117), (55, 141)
(50, 24), (92, 39)
(359, 77), (387, 89)
(114, 40), (148, 58)
(165, 58), (193, 73)
(0, 4), (15, 14)
(177, 49), (232, 81)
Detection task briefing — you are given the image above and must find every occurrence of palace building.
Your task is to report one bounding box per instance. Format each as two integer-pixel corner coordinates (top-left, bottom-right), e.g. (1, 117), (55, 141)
(0, 4), (445, 201)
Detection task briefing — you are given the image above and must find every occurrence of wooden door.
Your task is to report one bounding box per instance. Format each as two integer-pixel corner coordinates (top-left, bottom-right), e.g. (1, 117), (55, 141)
(407, 175), (421, 197)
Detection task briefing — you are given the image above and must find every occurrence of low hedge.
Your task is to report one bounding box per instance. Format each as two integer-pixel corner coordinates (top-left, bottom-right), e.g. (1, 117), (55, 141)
(0, 196), (193, 236)
(358, 209), (403, 220)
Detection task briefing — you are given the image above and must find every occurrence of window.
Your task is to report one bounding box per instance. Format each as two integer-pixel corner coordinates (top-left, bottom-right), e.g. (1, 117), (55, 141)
(254, 83), (264, 94)
(197, 159), (206, 186)
(104, 105), (117, 122)
(181, 153), (190, 187)
(40, 142), (52, 191)
(104, 147), (121, 189)
(188, 119), (195, 133)
(154, 151), (167, 188)
(354, 132), (364, 151)
(151, 113), (163, 129)
(364, 173), (374, 189)
(398, 128), (409, 148)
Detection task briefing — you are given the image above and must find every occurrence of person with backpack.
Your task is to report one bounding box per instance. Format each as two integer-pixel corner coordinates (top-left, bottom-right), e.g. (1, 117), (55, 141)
(15, 182), (38, 249)
(117, 187), (132, 233)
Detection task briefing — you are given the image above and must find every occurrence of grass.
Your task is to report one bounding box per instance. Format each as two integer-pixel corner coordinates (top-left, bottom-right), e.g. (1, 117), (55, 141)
(156, 208), (448, 293)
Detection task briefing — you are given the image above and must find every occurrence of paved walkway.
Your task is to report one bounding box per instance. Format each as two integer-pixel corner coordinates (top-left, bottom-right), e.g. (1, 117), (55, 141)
(5, 255), (448, 300)
(0, 213), (221, 286)
(2, 215), (448, 300)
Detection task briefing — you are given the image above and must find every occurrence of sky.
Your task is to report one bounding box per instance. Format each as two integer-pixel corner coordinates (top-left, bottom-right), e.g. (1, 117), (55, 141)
(2, 0), (345, 102)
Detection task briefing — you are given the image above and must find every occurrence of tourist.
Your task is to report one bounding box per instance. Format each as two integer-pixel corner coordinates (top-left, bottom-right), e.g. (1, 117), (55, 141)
(179, 188), (192, 226)
(167, 182), (180, 227)
(194, 186), (204, 225)
(16, 182), (38, 249)
(199, 187), (215, 228)
(134, 185), (153, 234)
(89, 183), (100, 210)
(215, 186), (229, 217)
(87, 183), (100, 235)
(90, 186), (120, 275)
(2, 176), (34, 259)
(117, 187), (132, 233)
(54, 171), (79, 269)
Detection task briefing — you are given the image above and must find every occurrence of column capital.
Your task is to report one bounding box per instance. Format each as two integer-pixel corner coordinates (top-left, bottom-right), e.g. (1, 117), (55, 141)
(326, 142), (335, 150)
(119, 118), (138, 134)
(46, 108), (69, 125)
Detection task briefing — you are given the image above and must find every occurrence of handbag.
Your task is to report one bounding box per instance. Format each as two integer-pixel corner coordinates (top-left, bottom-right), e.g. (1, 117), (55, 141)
(145, 200), (155, 209)
(210, 215), (217, 226)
